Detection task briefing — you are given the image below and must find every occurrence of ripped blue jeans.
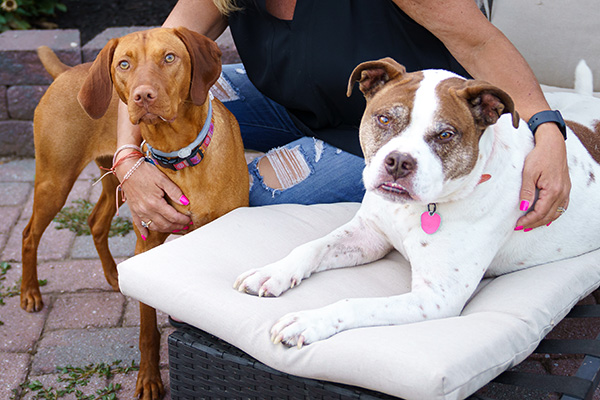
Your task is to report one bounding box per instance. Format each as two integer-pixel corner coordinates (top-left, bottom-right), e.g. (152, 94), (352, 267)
(215, 64), (366, 206)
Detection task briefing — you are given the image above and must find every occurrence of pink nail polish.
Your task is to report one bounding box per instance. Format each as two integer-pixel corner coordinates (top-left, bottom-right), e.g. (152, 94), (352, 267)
(189, 221), (193, 225)
(546, 222), (552, 227)
(524, 228), (532, 232)
(180, 195), (189, 206)
(172, 230), (180, 233)
(141, 234), (147, 241)
(519, 200), (530, 211)
(514, 226), (524, 231)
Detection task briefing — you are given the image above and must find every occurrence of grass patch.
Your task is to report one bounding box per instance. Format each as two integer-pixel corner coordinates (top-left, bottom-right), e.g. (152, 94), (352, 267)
(0, 261), (20, 305)
(53, 199), (133, 237)
(13, 360), (139, 399)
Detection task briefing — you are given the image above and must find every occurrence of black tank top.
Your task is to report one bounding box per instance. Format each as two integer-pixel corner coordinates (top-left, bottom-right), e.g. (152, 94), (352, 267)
(228, 0), (470, 156)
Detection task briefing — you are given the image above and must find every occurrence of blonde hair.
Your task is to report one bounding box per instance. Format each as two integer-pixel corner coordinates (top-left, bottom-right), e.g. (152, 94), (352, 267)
(212, 0), (241, 15)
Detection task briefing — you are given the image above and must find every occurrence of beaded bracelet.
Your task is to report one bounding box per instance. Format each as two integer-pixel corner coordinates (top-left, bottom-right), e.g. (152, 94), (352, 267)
(93, 150), (145, 216)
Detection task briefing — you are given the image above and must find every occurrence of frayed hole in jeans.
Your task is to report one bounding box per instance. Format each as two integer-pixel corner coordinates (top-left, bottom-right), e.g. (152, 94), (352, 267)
(314, 138), (324, 162)
(248, 174), (254, 191)
(210, 73), (240, 102)
(258, 146), (311, 190)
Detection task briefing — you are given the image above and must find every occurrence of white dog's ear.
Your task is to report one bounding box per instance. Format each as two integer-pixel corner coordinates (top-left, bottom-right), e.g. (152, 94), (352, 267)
(454, 82), (520, 129)
(347, 57), (407, 98)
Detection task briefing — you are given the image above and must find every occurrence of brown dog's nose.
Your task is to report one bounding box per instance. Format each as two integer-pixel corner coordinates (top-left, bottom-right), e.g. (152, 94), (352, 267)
(385, 151), (417, 180)
(132, 85), (158, 107)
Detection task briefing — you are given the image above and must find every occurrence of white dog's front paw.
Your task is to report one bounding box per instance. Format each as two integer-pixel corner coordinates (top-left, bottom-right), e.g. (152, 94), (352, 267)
(270, 309), (340, 348)
(233, 265), (303, 297)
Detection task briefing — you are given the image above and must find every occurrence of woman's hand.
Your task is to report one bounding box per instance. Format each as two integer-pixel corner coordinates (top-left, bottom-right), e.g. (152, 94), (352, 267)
(115, 155), (192, 239)
(515, 123), (571, 231)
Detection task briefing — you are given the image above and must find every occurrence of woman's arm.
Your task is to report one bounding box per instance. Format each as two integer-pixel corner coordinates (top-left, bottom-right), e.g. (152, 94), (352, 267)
(114, 0), (228, 238)
(393, 0), (570, 229)
(163, 0), (228, 39)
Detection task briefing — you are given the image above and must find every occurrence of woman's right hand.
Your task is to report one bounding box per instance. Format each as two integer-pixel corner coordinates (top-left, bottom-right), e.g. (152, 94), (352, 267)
(114, 154), (192, 239)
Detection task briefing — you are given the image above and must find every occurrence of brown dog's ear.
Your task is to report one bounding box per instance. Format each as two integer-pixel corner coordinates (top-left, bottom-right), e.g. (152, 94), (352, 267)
(174, 27), (222, 106)
(77, 38), (118, 119)
(454, 82), (520, 129)
(347, 57), (407, 98)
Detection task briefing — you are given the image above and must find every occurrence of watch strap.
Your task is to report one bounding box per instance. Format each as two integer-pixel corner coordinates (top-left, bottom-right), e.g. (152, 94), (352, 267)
(527, 110), (567, 140)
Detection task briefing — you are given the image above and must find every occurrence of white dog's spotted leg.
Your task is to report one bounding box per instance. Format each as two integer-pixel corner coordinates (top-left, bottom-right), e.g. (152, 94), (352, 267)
(233, 213), (392, 297)
(268, 262), (484, 347)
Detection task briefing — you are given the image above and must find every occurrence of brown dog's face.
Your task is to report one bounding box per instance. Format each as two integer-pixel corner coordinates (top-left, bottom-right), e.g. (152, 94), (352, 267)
(77, 27), (222, 124)
(112, 29), (193, 125)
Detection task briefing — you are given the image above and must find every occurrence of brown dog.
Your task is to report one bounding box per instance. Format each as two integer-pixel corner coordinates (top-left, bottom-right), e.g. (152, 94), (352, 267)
(21, 27), (249, 399)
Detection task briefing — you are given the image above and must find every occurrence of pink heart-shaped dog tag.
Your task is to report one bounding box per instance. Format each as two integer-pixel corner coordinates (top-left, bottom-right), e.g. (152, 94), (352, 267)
(421, 210), (441, 234)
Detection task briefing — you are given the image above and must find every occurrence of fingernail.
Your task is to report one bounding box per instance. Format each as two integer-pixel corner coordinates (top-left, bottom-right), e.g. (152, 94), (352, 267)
(524, 228), (532, 232)
(141, 234), (146, 241)
(183, 226), (189, 230)
(519, 200), (530, 211)
(180, 195), (189, 206)
(172, 230), (180, 233)
(514, 226), (524, 231)
(189, 221), (193, 225)
(546, 221), (552, 227)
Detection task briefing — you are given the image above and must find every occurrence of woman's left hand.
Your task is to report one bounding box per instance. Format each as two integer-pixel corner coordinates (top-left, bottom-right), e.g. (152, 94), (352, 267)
(515, 123), (571, 230)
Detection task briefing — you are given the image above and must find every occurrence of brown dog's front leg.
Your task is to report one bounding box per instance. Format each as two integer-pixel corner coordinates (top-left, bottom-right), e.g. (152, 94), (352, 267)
(88, 157), (122, 291)
(21, 221), (43, 312)
(135, 302), (164, 400)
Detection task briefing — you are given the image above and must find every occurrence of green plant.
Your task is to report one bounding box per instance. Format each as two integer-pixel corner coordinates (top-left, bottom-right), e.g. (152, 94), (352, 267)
(0, 261), (20, 305)
(53, 199), (133, 237)
(0, 0), (66, 32)
(13, 360), (139, 400)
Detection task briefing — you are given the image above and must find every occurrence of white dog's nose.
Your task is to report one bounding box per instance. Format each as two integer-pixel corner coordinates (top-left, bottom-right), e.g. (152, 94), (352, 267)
(385, 151), (417, 180)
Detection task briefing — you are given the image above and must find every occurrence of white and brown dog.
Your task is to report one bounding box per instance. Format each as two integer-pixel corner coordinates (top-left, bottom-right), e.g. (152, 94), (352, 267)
(234, 57), (600, 348)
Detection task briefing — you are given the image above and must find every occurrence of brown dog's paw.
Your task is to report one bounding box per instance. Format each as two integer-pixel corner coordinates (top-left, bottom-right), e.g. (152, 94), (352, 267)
(135, 370), (165, 400)
(20, 288), (44, 312)
(105, 271), (120, 292)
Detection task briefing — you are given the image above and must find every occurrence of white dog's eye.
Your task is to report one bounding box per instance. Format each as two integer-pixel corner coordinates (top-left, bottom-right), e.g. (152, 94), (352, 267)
(165, 53), (176, 63)
(438, 130), (454, 141)
(377, 115), (391, 125)
(118, 60), (130, 70)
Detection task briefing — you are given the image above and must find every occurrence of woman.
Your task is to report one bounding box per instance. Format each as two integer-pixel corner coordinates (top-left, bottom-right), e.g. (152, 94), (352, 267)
(114, 0), (570, 239)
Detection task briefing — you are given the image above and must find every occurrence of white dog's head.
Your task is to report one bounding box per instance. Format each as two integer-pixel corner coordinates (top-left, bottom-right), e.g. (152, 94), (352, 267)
(347, 58), (519, 204)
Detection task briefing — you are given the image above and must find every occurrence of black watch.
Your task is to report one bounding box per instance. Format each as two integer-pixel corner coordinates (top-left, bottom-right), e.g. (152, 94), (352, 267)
(527, 110), (567, 140)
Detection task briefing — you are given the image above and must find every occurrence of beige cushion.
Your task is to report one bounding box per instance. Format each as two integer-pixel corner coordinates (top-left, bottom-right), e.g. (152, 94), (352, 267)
(118, 203), (600, 400)
(491, 0), (600, 91)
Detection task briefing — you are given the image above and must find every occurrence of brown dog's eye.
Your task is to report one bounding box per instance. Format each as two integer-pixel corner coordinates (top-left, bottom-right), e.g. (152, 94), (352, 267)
(118, 60), (130, 70)
(165, 54), (175, 63)
(377, 115), (391, 125)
